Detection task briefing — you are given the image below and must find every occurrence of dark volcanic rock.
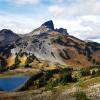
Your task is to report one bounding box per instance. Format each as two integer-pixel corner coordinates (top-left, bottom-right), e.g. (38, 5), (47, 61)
(55, 28), (69, 35)
(41, 20), (54, 30)
(0, 29), (20, 47)
(41, 20), (68, 35)
(0, 29), (14, 34)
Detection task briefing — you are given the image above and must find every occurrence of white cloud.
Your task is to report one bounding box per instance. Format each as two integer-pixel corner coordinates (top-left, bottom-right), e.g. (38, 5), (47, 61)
(0, 0), (100, 43)
(48, 0), (100, 16)
(48, 5), (65, 15)
(48, 0), (100, 43)
(54, 0), (64, 3)
(69, 19), (100, 43)
(7, 0), (40, 5)
(92, 38), (100, 43)
(71, 30), (100, 43)
(0, 14), (99, 43)
(0, 14), (42, 34)
(52, 15), (100, 43)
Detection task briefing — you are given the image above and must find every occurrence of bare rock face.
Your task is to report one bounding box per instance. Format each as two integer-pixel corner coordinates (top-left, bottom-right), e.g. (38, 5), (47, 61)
(0, 29), (20, 47)
(41, 20), (54, 30)
(0, 29), (21, 67)
(55, 28), (69, 35)
(41, 20), (68, 35)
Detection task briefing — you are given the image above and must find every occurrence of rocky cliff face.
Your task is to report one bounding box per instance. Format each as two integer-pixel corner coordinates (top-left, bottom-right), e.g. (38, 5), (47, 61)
(0, 20), (100, 67)
(0, 29), (20, 47)
(0, 29), (20, 57)
(41, 20), (54, 30)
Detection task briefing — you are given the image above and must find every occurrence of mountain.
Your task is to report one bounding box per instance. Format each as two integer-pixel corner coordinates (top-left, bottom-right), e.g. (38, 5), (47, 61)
(0, 20), (100, 67)
(0, 29), (20, 47)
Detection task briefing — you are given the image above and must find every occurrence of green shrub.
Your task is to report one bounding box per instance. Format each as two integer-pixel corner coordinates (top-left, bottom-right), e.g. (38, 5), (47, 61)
(0, 66), (7, 72)
(25, 54), (38, 67)
(58, 35), (64, 40)
(91, 70), (96, 75)
(0, 57), (7, 71)
(80, 68), (90, 76)
(8, 64), (17, 70)
(46, 79), (58, 90)
(97, 69), (100, 75)
(0, 66), (3, 71)
(15, 55), (20, 66)
(58, 72), (73, 85)
(74, 91), (90, 100)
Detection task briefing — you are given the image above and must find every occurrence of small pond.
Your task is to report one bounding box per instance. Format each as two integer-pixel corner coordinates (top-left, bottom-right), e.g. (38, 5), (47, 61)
(0, 75), (29, 91)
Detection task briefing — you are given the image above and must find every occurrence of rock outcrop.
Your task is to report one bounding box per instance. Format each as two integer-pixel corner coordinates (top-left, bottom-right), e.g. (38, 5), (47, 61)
(55, 28), (68, 35)
(0, 29), (20, 47)
(41, 20), (54, 30)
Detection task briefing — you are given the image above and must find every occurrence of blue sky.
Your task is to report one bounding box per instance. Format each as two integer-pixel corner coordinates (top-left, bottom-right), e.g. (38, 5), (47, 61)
(0, 0), (100, 43)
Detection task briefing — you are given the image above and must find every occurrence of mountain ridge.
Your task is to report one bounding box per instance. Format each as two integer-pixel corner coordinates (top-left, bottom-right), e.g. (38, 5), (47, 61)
(0, 20), (100, 68)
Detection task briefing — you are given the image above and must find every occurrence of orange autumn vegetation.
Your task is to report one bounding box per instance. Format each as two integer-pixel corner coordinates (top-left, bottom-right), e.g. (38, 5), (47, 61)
(19, 55), (27, 65)
(7, 55), (15, 67)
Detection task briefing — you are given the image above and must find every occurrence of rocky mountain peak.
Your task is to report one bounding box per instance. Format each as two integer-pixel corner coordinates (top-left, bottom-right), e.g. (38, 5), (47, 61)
(41, 20), (54, 30)
(0, 29), (20, 47)
(0, 29), (14, 35)
(41, 20), (69, 35)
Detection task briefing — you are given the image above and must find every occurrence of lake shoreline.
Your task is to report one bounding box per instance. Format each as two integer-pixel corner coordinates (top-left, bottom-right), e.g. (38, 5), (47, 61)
(0, 68), (40, 78)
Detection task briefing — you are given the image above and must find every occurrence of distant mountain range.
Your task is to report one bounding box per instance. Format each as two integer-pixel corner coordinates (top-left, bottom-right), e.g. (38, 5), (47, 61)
(0, 20), (100, 67)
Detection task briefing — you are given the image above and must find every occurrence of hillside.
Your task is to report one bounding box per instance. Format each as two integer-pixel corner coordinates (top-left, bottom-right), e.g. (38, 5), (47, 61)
(11, 20), (100, 67)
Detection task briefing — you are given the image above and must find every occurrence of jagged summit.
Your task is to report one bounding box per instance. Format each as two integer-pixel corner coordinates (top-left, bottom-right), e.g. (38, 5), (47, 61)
(55, 28), (68, 35)
(41, 20), (68, 35)
(41, 20), (54, 30)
